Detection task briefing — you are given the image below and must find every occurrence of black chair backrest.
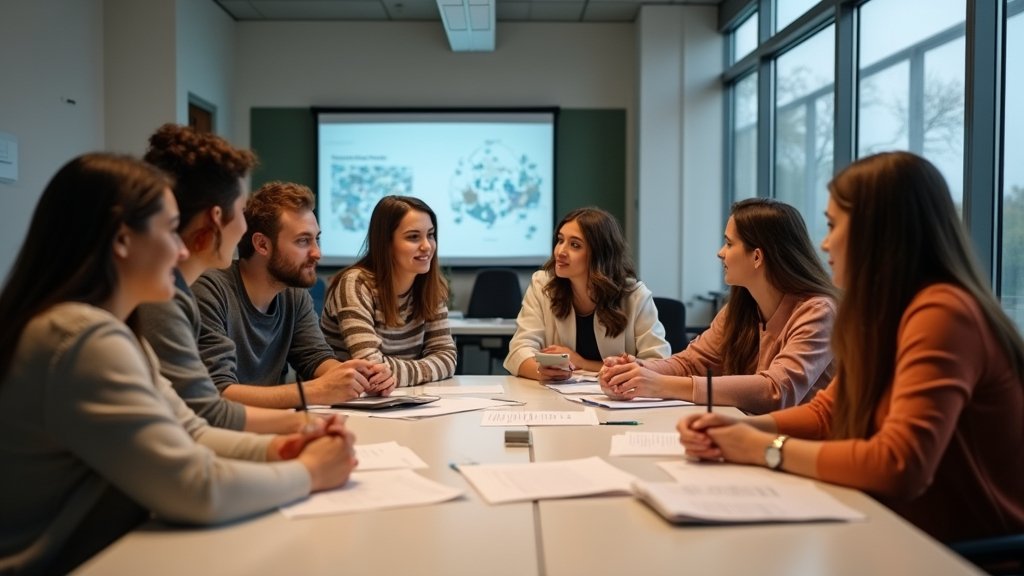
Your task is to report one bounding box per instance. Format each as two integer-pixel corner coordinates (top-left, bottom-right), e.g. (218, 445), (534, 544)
(467, 268), (523, 318)
(653, 296), (687, 353)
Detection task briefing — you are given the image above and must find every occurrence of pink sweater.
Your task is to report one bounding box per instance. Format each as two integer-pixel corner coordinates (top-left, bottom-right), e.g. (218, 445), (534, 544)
(645, 293), (836, 414)
(772, 284), (1024, 542)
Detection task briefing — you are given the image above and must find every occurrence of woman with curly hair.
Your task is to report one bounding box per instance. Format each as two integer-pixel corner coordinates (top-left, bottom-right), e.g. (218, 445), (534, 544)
(504, 207), (671, 381)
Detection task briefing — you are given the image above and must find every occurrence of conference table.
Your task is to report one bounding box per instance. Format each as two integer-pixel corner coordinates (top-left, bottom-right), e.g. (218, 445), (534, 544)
(76, 375), (983, 576)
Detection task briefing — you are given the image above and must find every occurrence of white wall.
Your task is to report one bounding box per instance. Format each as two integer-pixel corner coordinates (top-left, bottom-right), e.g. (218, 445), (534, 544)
(177, 0), (237, 137)
(104, 0), (177, 156)
(0, 0), (106, 281)
(637, 5), (723, 325)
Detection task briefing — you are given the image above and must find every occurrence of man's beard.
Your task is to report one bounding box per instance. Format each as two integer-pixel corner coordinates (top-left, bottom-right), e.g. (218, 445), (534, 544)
(267, 249), (317, 288)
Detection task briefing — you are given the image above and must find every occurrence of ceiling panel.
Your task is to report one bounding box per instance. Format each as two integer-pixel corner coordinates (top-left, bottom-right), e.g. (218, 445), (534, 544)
(582, 2), (642, 21)
(247, 0), (390, 19)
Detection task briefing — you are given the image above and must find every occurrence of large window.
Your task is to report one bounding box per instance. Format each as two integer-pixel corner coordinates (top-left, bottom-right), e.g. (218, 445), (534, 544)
(858, 0), (966, 207)
(776, 0), (818, 32)
(775, 25), (835, 245)
(733, 12), (758, 63)
(732, 72), (759, 200)
(1001, 2), (1024, 325)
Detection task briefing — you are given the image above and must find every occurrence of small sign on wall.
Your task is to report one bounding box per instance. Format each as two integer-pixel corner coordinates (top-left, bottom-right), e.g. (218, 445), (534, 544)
(0, 132), (18, 182)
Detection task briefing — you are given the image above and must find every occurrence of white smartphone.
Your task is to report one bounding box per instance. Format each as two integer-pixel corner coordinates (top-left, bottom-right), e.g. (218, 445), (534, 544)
(535, 352), (571, 370)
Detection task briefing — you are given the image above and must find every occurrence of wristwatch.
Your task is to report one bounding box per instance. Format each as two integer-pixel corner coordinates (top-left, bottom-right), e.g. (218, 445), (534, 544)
(764, 434), (789, 470)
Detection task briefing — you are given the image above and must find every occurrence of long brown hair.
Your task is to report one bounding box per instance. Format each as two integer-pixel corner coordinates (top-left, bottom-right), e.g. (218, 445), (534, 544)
(144, 123), (257, 252)
(720, 198), (837, 374)
(332, 195), (448, 326)
(0, 154), (171, 383)
(542, 207), (637, 337)
(829, 151), (1024, 438)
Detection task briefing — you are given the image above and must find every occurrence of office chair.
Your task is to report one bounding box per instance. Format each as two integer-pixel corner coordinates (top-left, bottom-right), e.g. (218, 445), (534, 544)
(463, 268), (523, 374)
(950, 533), (1024, 575)
(653, 296), (688, 353)
(466, 268), (523, 319)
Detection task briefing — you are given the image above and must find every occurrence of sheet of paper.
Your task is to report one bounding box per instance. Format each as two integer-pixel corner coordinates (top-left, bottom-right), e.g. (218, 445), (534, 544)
(545, 383), (604, 395)
(354, 441), (428, 470)
(279, 469), (462, 519)
(634, 462), (865, 523)
(567, 395), (695, 409)
(609, 432), (686, 456)
(455, 456), (636, 504)
(480, 408), (600, 426)
(366, 396), (510, 419)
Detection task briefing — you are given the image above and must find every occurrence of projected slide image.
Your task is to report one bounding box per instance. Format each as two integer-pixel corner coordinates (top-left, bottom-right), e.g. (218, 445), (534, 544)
(450, 140), (542, 241)
(328, 164), (413, 232)
(317, 111), (556, 266)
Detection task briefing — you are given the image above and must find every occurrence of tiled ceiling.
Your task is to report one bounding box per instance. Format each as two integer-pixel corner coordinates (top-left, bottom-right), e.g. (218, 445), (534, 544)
(213, 0), (721, 23)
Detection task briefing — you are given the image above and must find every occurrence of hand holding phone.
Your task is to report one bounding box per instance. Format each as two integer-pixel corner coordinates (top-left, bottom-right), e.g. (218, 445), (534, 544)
(534, 352), (572, 371)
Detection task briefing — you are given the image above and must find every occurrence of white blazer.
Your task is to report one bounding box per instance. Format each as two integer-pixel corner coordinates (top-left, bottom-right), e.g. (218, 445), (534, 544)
(503, 270), (671, 375)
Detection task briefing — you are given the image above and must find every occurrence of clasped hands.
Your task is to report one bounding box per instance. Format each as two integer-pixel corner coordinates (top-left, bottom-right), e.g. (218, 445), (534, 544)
(315, 359), (395, 402)
(269, 413), (359, 490)
(597, 353), (661, 399)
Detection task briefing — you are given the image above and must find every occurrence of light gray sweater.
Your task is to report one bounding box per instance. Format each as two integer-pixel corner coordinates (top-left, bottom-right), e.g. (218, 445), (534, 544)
(0, 303), (309, 571)
(136, 269), (247, 429)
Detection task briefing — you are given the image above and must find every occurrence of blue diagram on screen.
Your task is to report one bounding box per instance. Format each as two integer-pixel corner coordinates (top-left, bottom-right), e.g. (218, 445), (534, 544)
(329, 164), (413, 231)
(449, 140), (542, 239)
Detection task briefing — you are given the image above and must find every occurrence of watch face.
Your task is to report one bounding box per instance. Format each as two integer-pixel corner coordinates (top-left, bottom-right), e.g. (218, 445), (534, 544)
(765, 446), (781, 469)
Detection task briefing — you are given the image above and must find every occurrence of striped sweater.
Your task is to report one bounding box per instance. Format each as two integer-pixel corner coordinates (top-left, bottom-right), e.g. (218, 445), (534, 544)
(321, 267), (457, 387)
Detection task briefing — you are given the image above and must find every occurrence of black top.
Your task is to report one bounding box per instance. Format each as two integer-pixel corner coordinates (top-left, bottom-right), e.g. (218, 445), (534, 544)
(575, 312), (601, 362)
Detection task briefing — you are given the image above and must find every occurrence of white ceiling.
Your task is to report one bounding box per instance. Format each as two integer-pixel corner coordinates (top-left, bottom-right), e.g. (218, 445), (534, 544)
(213, 0), (722, 24)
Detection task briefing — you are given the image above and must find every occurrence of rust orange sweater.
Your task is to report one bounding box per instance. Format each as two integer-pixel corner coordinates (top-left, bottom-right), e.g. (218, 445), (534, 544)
(771, 284), (1024, 542)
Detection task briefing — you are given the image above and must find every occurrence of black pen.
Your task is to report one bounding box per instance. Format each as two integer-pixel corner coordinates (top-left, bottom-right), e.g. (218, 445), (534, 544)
(295, 374), (317, 433)
(601, 420), (640, 426)
(707, 367), (713, 413)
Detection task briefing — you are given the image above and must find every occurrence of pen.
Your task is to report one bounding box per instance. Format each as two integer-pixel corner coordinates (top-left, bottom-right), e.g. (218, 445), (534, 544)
(707, 367), (713, 413)
(295, 374), (317, 433)
(489, 397), (526, 404)
(601, 421), (640, 425)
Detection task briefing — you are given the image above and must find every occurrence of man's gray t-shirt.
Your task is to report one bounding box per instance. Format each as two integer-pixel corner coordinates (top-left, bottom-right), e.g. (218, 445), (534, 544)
(192, 261), (336, 390)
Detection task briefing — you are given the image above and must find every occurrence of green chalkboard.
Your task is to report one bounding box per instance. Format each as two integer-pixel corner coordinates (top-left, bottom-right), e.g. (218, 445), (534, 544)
(249, 107), (626, 230)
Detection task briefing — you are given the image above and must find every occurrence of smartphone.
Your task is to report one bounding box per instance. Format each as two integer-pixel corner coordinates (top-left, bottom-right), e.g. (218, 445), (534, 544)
(535, 352), (571, 370)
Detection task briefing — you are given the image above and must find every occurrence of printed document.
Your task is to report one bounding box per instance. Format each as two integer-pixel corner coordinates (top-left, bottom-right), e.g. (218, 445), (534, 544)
(545, 383), (604, 395)
(633, 460), (865, 523)
(609, 432), (686, 457)
(280, 469), (462, 519)
(455, 456), (636, 504)
(480, 408), (600, 426)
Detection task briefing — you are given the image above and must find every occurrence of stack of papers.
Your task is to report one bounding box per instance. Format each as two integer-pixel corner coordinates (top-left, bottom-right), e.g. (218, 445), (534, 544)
(480, 408), (600, 426)
(454, 456), (636, 504)
(633, 460), (866, 524)
(567, 395), (694, 409)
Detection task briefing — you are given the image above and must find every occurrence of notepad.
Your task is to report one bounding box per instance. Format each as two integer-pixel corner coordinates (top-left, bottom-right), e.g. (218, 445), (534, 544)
(480, 408), (600, 426)
(279, 469), (462, 519)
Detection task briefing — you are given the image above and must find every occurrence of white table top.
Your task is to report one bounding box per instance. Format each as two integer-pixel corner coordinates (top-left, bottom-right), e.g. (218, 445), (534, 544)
(75, 375), (982, 576)
(448, 317), (518, 336)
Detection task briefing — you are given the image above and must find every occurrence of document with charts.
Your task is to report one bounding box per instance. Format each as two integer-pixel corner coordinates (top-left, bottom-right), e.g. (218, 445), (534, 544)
(633, 460), (865, 524)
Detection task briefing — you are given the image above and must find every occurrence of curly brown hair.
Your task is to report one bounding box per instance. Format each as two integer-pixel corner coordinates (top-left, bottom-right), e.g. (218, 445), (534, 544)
(238, 181), (316, 259)
(144, 123), (257, 241)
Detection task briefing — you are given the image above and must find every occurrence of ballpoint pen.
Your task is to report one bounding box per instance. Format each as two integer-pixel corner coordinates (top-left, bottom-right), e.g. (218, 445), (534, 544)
(489, 397), (526, 405)
(707, 367), (713, 413)
(295, 374), (318, 434)
(601, 421), (640, 425)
